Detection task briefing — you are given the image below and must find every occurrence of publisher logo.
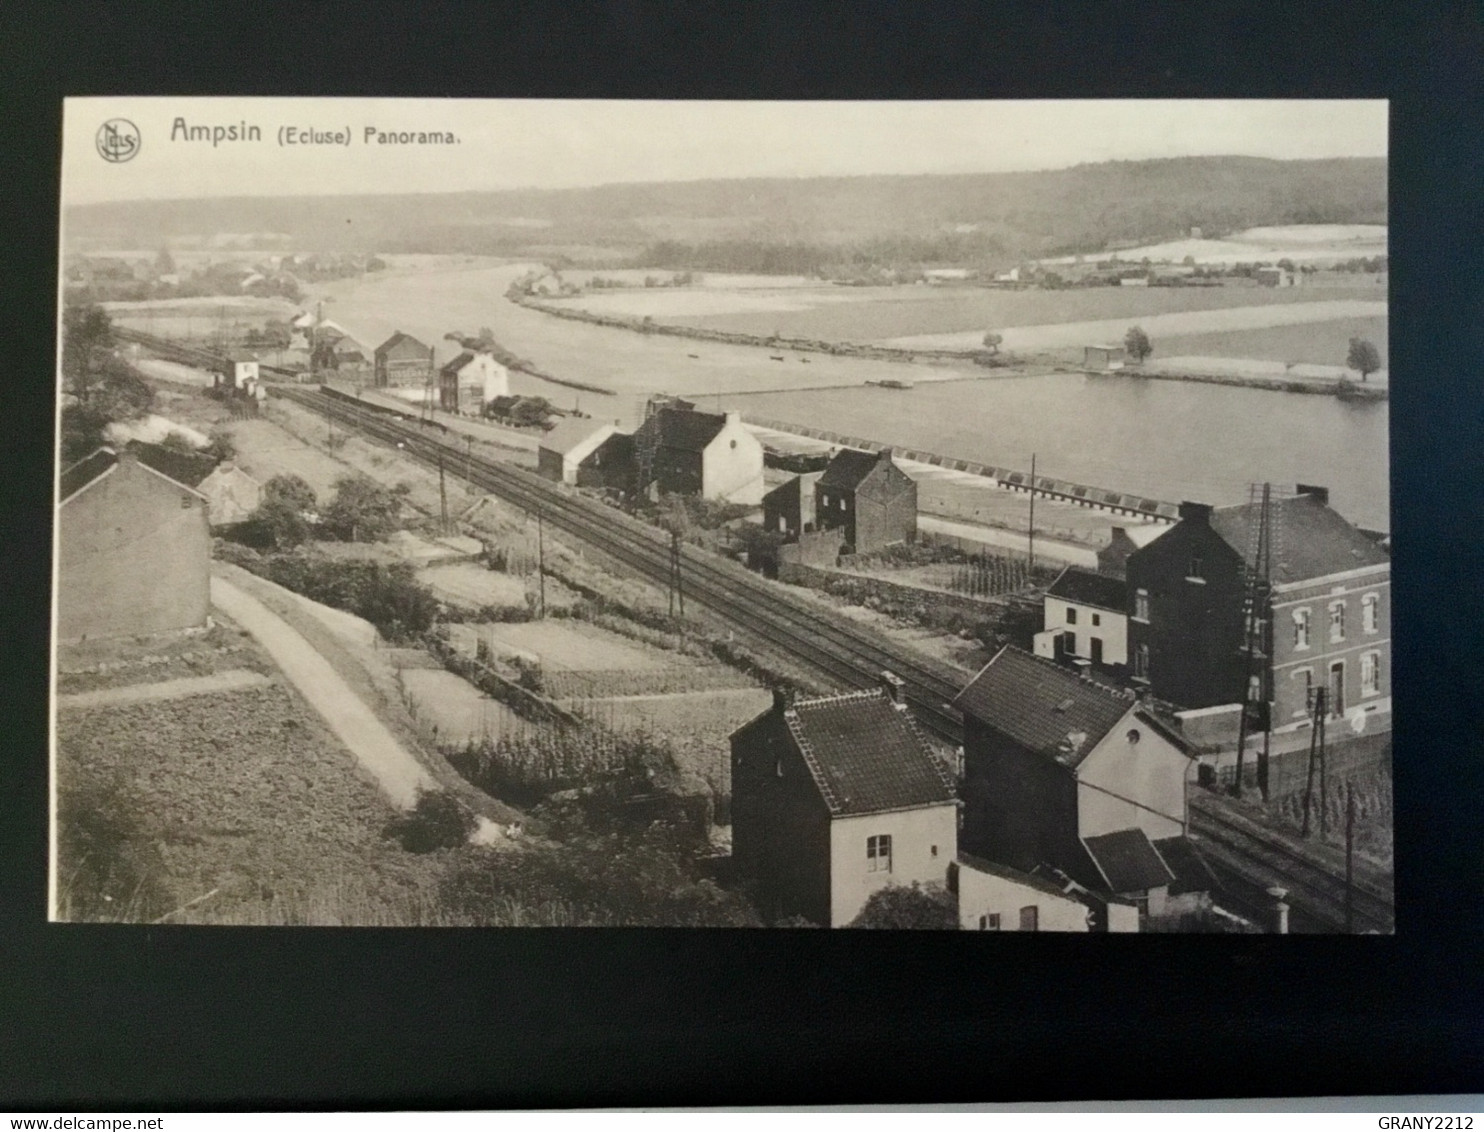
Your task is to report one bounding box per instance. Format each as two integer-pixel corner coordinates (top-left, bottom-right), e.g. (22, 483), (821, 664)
(96, 119), (141, 163)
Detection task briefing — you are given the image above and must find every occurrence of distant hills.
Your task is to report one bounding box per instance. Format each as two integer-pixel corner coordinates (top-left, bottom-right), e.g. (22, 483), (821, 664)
(66, 155), (1386, 271)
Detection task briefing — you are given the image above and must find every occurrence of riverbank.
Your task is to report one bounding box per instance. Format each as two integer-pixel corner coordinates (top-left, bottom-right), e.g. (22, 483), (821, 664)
(1115, 363), (1388, 400)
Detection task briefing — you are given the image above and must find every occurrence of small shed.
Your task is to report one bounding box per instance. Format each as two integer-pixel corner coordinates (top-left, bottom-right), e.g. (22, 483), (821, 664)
(1084, 344), (1127, 371)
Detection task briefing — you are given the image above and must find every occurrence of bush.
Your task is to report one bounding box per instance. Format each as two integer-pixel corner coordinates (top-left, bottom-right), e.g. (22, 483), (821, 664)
(385, 788), (477, 853)
(322, 474), (404, 541)
(243, 553), (439, 641)
(848, 883), (958, 929)
(253, 474), (319, 549)
(448, 729), (662, 809)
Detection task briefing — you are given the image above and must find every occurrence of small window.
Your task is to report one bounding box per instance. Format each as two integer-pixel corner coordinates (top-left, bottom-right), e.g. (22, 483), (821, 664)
(1065, 607), (1078, 625)
(1330, 600), (1346, 643)
(180, 496), (194, 508)
(1134, 643), (1150, 680)
(1134, 589), (1150, 622)
(1019, 905), (1039, 932)
(866, 834), (892, 874)
(1293, 608), (1311, 650)
(775, 758), (784, 778)
(1126, 728), (1141, 744)
(1361, 652), (1381, 697)
(1187, 557), (1203, 580)
(1362, 593), (1379, 634)
(980, 913), (1001, 931)
(1293, 668), (1315, 714)
(730, 439), (737, 449)
(930, 845), (938, 858)
(1091, 613), (1101, 627)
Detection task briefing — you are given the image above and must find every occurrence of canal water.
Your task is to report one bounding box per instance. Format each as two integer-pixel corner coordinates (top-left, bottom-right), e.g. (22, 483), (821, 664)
(730, 373), (1390, 531)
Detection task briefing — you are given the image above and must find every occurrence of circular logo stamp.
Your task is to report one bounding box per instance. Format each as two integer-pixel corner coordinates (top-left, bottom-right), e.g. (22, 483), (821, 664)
(96, 119), (141, 163)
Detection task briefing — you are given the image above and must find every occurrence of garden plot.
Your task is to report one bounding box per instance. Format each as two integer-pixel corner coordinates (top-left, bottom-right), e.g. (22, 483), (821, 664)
(400, 668), (521, 747)
(482, 620), (667, 671)
(418, 563), (529, 609)
(55, 620), (273, 696)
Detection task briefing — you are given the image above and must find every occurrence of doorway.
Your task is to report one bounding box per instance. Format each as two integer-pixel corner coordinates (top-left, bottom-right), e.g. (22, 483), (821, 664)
(1328, 661), (1345, 716)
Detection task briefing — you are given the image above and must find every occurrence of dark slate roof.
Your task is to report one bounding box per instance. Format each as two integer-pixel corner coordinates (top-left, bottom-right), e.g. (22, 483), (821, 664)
(954, 647), (1134, 769)
(957, 852), (1083, 901)
(1046, 566), (1127, 611)
(643, 407), (727, 453)
(440, 351), (475, 376)
(1209, 493), (1388, 585)
(1151, 836), (1219, 898)
(59, 448), (118, 502)
(817, 448), (882, 491)
(784, 688), (957, 817)
(127, 440), (216, 489)
(374, 330), (429, 357)
(1084, 829), (1176, 894)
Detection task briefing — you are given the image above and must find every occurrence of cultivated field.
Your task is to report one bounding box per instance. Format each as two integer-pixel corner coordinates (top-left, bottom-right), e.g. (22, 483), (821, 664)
(1042, 224), (1388, 266)
(556, 279), (1379, 345)
(877, 299), (1388, 352)
(1142, 315), (1388, 369)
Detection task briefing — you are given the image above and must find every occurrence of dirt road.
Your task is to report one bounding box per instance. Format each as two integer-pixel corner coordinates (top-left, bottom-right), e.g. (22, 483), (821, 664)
(210, 574), (438, 809)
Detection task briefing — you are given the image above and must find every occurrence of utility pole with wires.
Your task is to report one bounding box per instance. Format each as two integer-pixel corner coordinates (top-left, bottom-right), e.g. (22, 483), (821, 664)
(1233, 482), (1275, 800)
(1344, 782), (1356, 933)
(1027, 453), (1037, 569)
(536, 506), (546, 619)
(437, 447), (449, 535)
(1302, 686), (1329, 838)
(668, 529), (685, 619)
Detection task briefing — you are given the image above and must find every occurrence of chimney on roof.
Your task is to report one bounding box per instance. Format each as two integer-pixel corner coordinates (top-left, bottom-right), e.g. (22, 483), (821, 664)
(772, 687), (793, 715)
(1296, 483), (1330, 508)
(877, 447), (894, 463)
(879, 670), (907, 709)
(724, 410), (740, 425)
(1178, 501), (1213, 524)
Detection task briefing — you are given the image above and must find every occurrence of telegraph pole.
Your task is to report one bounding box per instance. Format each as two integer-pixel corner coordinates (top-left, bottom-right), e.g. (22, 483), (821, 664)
(1302, 687), (1327, 838)
(1345, 783), (1356, 933)
(438, 448), (448, 534)
(1027, 453), (1037, 569)
(537, 507), (546, 619)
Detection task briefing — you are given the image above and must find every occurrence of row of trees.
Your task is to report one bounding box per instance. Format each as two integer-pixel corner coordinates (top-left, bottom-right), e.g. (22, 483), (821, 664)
(250, 473), (408, 548)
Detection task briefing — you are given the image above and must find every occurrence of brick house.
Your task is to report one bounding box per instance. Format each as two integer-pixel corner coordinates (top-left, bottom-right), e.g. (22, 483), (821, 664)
(761, 471), (822, 540)
(633, 406), (764, 505)
(730, 676), (959, 927)
(955, 647), (1197, 914)
(372, 331), (434, 387)
(1125, 487), (1390, 734)
(536, 418), (634, 494)
(814, 448), (917, 554)
(56, 447), (211, 641)
(1033, 566), (1129, 674)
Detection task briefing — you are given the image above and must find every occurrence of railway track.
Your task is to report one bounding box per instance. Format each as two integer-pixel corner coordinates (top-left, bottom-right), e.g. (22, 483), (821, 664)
(1188, 794), (1394, 933)
(272, 385), (970, 743)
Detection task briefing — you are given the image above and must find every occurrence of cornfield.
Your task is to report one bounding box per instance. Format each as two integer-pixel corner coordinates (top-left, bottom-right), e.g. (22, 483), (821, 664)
(947, 552), (1034, 598)
(448, 725), (673, 809)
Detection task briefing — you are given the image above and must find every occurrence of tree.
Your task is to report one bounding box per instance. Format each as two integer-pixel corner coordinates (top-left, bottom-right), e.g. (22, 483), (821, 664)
(61, 304), (114, 404)
(205, 429), (237, 463)
(154, 246), (175, 275)
(1347, 337), (1382, 382)
(323, 474), (403, 542)
(1124, 325), (1153, 363)
(253, 474), (318, 548)
(60, 404), (112, 467)
(981, 331), (1004, 355)
(160, 431), (199, 455)
(509, 396), (556, 430)
(848, 883), (958, 930)
(385, 788), (477, 853)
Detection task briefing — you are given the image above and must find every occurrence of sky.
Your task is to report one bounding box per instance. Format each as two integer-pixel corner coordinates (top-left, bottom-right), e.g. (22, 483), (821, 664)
(62, 99), (1388, 205)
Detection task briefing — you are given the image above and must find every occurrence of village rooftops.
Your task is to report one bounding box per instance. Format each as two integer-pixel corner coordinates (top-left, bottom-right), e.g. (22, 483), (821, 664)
(1046, 566), (1127, 612)
(641, 407), (729, 453)
(374, 330), (430, 354)
(957, 851), (1086, 902)
(1082, 828), (1176, 895)
(59, 446), (209, 505)
(954, 646), (1139, 768)
(1204, 489), (1388, 586)
(439, 351), (477, 376)
(775, 686), (958, 817)
(817, 447), (893, 491)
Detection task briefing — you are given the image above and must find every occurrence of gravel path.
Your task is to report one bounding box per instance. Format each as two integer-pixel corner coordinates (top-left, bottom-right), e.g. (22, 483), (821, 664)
(56, 668), (271, 710)
(210, 575), (437, 809)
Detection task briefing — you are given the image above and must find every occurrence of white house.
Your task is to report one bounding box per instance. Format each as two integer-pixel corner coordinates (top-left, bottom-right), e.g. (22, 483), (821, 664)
(438, 350), (510, 415)
(954, 853), (1095, 932)
(537, 419), (622, 485)
(1034, 566), (1129, 672)
(634, 406), (765, 506)
(219, 352), (259, 391)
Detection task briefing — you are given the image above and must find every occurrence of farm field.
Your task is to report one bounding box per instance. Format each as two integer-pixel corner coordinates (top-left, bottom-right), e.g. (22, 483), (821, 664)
(400, 667), (520, 747)
(1042, 224), (1387, 266)
(877, 299), (1387, 352)
(1144, 315), (1387, 369)
(563, 279), (1381, 343)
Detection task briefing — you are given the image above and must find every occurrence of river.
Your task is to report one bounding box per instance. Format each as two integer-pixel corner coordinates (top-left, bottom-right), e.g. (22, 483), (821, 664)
(314, 261), (1390, 532)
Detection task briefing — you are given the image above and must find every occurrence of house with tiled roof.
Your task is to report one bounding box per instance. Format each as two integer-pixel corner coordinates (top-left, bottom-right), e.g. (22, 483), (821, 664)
(1125, 486), (1390, 737)
(56, 447), (211, 641)
(1034, 566), (1130, 675)
(730, 674), (959, 927)
(373, 331), (434, 387)
(633, 404), (764, 505)
(955, 646), (1197, 915)
(814, 447), (916, 554)
(537, 418), (634, 494)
